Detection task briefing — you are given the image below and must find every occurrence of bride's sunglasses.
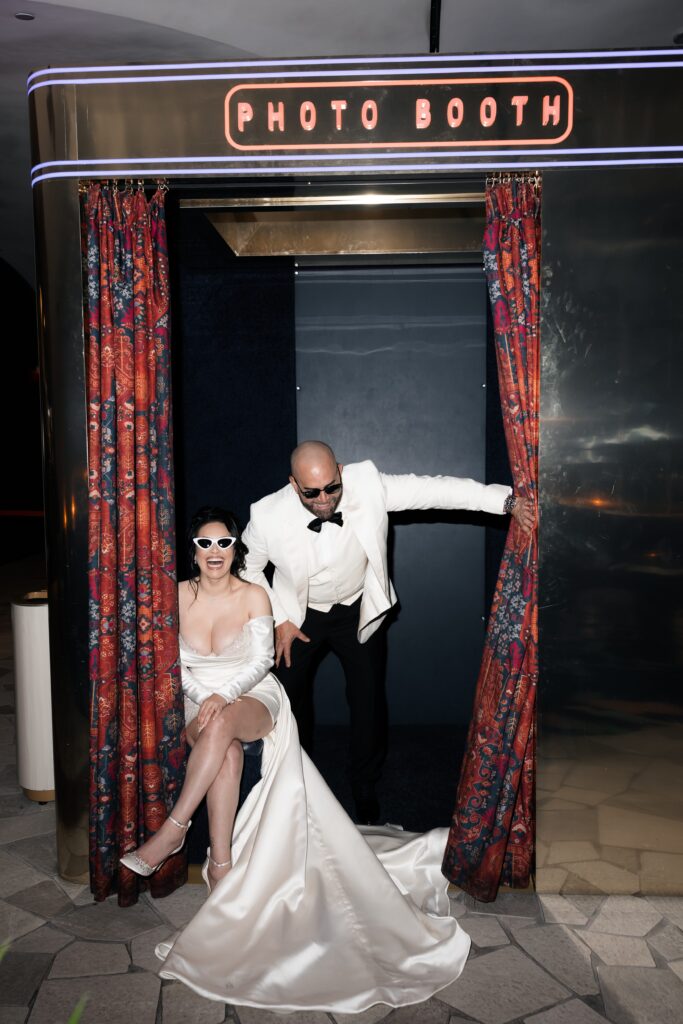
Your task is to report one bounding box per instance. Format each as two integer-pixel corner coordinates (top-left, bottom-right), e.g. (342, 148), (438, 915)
(192, 536), (237, 551)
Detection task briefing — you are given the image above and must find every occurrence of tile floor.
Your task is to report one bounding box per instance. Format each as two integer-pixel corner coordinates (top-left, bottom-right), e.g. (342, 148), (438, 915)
(536, 726), (683, 897)
(1, 558), (682, 1023)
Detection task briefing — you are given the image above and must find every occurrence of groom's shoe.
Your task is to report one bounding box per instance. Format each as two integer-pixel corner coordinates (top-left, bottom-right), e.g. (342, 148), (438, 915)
(354, 790), (380, 826)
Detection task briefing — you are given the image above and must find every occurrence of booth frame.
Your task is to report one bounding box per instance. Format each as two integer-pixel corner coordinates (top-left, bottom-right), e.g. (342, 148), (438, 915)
(29, 47), (683, 893)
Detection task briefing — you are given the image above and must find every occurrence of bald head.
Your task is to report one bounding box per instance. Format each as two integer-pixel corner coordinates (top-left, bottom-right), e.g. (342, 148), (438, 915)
(289, 441), (343, 519)
(290, 441), (337, 478)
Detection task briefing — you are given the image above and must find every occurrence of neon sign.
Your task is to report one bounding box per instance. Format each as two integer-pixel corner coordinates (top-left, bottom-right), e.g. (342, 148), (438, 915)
(225, 77), (574, 150)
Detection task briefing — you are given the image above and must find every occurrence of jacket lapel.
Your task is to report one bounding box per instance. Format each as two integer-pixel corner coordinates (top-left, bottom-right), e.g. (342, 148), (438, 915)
(341, 487), (387, 591)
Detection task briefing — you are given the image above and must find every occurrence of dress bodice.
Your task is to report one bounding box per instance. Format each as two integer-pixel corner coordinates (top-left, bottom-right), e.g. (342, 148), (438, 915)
(179, 615), (274, 694)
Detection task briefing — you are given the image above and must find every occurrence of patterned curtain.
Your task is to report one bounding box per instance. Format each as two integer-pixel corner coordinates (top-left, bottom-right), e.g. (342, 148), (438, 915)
(442, 178), (540, 902)
(84, 183), (187, 906)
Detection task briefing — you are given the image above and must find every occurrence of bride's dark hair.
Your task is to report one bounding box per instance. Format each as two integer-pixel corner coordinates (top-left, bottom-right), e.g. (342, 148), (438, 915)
(187, 506), (248, 596)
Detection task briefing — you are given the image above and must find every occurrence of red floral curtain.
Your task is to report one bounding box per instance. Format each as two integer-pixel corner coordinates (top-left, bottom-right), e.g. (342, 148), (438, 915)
(443, 178), (540, 902)
(84, 183), (187, 906)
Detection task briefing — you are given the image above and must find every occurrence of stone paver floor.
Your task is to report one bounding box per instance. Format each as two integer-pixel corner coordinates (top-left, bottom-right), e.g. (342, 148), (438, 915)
(1, 559), (682, 1023)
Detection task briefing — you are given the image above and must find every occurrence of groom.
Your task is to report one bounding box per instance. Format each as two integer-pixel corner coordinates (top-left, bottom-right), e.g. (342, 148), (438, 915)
(243, 441), (533, 823)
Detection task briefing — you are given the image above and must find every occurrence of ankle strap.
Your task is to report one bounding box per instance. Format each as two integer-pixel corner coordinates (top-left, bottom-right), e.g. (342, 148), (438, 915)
(168, 815), (191, 830)
(209, 853), (232, 868)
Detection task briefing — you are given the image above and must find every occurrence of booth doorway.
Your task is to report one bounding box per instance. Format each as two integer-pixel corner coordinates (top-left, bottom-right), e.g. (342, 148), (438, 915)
(171, 190), (510, 832)
(295, 263), (488, 726)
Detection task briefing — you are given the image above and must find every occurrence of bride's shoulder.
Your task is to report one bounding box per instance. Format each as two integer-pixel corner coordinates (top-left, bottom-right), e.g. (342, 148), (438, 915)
(177, 579), (201, 617)
(243, 581), (273, 618)
(177, 579), (196, 602)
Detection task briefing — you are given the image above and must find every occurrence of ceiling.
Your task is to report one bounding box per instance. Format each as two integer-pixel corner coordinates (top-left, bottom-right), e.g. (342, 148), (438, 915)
(2, 0), (682, 286)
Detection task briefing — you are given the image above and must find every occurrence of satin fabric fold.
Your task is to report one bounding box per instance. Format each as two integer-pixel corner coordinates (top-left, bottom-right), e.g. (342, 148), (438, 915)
(157, 687), (470, 1012)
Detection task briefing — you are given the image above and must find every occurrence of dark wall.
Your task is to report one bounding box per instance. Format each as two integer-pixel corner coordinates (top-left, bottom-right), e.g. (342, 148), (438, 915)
(295, 264), (494, 724)
(485, 299), (513, 613)
(171, 208), (297, 573)
(0, 258), (44, 565)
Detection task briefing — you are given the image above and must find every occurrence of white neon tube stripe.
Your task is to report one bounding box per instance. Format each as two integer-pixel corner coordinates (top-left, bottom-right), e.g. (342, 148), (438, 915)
(26, 60), (683, 95)
(31, 156), (683, 187)
(30, 146), (683, 174)
(25, 48), (683, 86)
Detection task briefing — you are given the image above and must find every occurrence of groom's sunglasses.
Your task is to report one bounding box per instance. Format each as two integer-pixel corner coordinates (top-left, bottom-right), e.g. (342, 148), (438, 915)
(192, 536), (237, 550)
(294, 478), (342, 500)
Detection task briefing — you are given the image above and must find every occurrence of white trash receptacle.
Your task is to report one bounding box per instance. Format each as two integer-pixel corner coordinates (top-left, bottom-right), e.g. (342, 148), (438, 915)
(11, 592), (55, 802)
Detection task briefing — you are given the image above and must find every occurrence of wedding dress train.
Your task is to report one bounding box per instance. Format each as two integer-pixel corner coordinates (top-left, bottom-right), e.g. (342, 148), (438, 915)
(156, 619), (470, 1013)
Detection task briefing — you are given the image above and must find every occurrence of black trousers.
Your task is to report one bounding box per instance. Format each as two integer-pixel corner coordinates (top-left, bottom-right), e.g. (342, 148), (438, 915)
(274, 597), (387, 796)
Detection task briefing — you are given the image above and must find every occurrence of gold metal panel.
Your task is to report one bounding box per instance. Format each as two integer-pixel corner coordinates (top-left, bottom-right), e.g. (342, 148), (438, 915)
(205, 205), (485, 257)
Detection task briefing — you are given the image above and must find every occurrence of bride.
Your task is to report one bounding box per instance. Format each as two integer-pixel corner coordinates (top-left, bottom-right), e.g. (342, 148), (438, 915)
(121, 506), (470, 1014)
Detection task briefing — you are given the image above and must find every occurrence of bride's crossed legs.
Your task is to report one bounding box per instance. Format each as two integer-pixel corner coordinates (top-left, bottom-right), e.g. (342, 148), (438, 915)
(130, 696), (273, 888)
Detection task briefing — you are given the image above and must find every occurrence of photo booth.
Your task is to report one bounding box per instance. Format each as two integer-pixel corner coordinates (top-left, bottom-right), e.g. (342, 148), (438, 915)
(29, 47), (683, 902)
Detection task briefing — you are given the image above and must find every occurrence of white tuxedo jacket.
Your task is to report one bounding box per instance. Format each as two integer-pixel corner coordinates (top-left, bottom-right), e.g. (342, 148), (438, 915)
(242, 460), (510, 642)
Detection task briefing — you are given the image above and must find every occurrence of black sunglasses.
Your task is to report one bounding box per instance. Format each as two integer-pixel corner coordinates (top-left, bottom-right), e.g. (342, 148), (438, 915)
(294, 477), (342, 500)
(192, 536), (237, 550)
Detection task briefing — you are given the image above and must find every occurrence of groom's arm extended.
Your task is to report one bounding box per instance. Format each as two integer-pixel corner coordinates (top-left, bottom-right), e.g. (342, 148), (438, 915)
(380, 472), (511, 516)
(380, 471), (535, 532)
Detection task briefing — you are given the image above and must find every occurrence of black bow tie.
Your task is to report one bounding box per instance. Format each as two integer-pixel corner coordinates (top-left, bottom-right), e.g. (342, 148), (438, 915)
(308, 512), (343, 533)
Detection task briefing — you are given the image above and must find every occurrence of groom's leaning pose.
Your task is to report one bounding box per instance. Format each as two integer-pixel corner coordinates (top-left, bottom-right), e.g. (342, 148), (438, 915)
(243, 441), (533, 824)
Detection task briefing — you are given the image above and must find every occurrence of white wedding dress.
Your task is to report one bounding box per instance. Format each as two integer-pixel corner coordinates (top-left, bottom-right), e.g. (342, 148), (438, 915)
(156, 614), (470, 1013)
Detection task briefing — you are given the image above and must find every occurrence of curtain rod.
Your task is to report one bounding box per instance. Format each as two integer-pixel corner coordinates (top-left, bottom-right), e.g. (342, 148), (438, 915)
(179, 192), (486, 210)
(79, 178), (169, 192)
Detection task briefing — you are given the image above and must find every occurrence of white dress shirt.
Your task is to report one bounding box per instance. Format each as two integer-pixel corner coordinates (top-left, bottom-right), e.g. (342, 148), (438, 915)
(300, 497), (367, 612)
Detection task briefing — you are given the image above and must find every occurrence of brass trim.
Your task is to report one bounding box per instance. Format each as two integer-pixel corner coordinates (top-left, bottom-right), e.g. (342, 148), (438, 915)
(22, 787), (55, 802)
(181, 192), (485, 210)
(13, 590), (48, 606)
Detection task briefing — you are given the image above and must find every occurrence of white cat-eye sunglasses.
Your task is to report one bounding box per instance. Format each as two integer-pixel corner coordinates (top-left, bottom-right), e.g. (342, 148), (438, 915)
(192, 536), (237, 551)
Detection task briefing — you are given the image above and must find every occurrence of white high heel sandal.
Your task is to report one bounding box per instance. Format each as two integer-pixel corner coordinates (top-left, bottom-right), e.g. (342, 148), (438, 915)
(119, 814), (192, 877)
(201, 848), (232, 893)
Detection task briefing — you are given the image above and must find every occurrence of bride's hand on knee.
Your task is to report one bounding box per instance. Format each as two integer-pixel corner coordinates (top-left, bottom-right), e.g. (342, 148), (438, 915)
(197, 693), (228, 731)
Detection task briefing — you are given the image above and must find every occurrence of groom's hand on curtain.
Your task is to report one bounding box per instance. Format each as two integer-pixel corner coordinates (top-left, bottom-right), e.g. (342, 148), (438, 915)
(275, 621), (311, 669)
(511, 497), (535, 534)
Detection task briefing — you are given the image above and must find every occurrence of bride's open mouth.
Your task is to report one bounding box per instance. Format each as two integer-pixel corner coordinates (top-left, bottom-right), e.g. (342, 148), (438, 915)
(206, 558), (225, 568)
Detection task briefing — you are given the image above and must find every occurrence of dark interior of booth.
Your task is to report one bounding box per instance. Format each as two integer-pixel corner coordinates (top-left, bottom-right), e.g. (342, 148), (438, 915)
(166, 180), (512, 857)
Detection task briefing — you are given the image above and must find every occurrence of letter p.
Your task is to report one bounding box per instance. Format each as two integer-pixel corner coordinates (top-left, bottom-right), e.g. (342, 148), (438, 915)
(237, 102), (254, 132)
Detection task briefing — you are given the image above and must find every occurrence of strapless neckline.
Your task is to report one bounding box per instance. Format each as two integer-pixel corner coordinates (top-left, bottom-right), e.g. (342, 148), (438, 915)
(179, 615), (272, 659)
(180, 623), (250, 659)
